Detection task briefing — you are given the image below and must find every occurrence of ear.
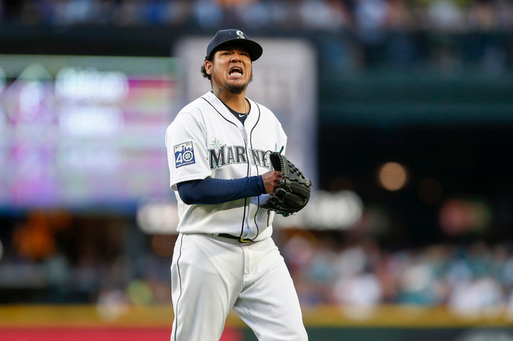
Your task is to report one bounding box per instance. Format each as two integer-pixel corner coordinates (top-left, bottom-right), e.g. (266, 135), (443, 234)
(204, 60), (213, 75)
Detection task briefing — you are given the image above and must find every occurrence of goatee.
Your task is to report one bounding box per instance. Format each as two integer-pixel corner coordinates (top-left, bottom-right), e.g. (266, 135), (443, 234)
(226, 84), (246, 95)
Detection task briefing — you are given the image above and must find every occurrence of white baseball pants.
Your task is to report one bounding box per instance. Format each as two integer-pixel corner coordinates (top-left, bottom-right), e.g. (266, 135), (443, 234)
(170, 233), (308, 341)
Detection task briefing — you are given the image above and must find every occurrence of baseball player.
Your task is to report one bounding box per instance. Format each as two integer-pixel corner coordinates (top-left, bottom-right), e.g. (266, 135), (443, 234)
(165, 29), (308, 341)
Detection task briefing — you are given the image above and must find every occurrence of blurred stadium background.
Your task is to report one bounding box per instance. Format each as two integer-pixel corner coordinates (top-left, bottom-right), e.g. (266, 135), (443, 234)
(1, 0), (513, 340)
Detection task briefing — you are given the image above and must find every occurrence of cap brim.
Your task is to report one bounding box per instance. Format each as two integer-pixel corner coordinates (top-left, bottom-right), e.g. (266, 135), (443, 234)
(211, 39), (263, 61)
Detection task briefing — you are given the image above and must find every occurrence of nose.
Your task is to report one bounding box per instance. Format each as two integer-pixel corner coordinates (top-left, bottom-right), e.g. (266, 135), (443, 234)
(230, 53), (242, 62)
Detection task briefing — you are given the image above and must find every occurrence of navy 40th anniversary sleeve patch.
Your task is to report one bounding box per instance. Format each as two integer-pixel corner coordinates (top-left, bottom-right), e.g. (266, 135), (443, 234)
(174, 141), (195, 168)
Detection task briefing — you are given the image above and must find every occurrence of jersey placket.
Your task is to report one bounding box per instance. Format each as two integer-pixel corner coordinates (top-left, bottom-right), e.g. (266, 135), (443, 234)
(239, 123), (254, 241)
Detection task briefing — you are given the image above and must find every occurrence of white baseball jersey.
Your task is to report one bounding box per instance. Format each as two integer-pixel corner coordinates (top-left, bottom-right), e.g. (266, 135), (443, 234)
(165, 91), (287, 241)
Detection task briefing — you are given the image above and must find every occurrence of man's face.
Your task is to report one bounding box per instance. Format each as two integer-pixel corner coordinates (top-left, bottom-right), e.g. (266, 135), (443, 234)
(206, 45), (253, 95)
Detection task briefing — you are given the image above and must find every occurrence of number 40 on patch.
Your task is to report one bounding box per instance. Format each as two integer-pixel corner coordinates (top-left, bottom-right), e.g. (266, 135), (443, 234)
(174, 141), (195, 168)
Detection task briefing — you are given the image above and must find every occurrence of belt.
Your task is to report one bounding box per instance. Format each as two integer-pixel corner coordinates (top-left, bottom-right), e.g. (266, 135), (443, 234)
(216, 233), (253, 243)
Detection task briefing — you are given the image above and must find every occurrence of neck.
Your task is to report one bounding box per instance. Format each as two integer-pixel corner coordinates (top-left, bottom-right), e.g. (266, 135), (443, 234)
(212, 86), (247, 113)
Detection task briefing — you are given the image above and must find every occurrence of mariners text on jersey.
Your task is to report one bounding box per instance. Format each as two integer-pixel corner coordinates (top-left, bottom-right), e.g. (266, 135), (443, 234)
(209, 144), (271, 170)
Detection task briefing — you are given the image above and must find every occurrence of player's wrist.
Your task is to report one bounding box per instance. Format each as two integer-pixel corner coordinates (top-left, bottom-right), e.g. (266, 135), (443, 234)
(255, 175), (266, 194)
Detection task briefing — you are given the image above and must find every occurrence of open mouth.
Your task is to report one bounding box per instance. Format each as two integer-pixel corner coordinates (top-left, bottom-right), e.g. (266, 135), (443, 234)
(229, 66), (243, 77)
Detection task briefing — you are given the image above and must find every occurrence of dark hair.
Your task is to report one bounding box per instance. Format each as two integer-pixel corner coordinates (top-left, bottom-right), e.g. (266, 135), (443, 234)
(201, 55), (212, 81)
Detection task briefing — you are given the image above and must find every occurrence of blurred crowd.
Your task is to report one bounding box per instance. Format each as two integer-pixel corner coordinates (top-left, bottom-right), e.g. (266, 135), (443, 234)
(281, 230), (513, 319)
(0, 0), (512, 33)
(0, 212), (175, 306)
(2, 0), (512, 72)
(2, 210), (513, 323)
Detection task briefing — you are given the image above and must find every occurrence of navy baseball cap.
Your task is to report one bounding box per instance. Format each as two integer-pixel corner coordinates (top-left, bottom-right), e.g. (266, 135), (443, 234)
(206, 29), (263, 61)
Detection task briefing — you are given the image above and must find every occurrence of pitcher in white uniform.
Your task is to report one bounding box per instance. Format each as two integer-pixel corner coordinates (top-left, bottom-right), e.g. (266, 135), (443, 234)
(165, 29), (308, 341)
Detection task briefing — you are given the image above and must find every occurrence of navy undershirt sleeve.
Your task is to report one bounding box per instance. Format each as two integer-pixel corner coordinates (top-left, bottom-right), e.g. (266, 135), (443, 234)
(177, 176), (266, 205)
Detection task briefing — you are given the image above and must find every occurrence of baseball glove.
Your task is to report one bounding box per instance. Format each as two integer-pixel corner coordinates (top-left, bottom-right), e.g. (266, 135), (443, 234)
(261, 152), (312, 216)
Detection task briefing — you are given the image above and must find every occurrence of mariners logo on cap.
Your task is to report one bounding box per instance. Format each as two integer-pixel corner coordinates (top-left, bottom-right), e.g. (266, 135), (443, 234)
(236, 30), (246, 39)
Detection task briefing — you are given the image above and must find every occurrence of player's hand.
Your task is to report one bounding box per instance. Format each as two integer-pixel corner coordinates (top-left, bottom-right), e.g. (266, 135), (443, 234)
(262, 170), (282, 194)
